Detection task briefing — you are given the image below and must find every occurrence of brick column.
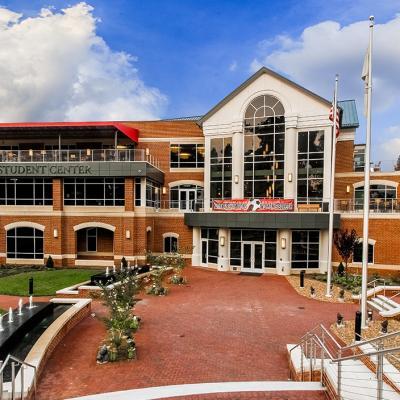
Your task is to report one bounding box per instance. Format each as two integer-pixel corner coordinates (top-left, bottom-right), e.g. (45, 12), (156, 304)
(53, 178), (63, 211)
(125, 177), (134, 211)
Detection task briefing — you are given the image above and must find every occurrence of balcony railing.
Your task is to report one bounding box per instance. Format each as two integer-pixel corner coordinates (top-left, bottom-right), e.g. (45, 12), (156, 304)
(335, 198), (400, 213)
(0, 149), (160, 168)
(354, 159), (400, 173)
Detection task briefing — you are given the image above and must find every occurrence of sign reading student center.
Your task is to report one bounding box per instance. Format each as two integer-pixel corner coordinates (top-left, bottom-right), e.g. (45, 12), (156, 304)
(0, 164), (94, 176)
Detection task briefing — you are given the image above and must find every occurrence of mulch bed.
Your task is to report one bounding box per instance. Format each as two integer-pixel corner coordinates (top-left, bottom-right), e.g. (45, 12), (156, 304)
(286, 275), (354, 304)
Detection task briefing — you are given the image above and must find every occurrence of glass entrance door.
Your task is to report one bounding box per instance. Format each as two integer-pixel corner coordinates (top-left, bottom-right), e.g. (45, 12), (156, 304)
(242, 241), (264, 273)
(179, 189), (196, 211)
(201, 239), (208, 266)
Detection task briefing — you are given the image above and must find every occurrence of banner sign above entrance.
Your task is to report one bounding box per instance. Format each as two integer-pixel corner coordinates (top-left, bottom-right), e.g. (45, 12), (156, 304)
(212, 198), (294, 212)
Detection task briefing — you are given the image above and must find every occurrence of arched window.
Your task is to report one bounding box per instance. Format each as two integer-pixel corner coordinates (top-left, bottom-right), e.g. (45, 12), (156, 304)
(353, 240), (374, 264)
(243, 95), (285, 198)
(170, 184), (203, 211)
(7, 227), (44, 259)
(163, 234), (178, 253)
(355, 183), (397, 211)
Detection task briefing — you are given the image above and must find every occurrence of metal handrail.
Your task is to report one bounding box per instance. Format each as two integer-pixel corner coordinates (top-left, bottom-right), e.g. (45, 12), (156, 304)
(342, 330), (400, 351)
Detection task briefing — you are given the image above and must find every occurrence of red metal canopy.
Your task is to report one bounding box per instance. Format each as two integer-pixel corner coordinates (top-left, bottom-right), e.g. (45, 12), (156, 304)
(0, 121), (139, 143)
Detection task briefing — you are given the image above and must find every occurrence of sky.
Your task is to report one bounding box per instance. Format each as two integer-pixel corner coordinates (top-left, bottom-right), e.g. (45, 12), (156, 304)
(0, 0), (399, 163)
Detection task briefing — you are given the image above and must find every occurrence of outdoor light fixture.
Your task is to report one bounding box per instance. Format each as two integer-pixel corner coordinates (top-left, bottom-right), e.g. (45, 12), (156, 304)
(145, 148), (150, 156)
(126, 230), (131, 239)
(53, 229), (58, 238)
(288, 173), (293, 182)
(162, 186), (167, 195)
(220, 236), (225, 246)
(346, 185), (351, 193)
(234, 175), (239, 184)
(29, 149), (33, 157)
(281, 237), (287, 249)
(86, 149), (91, 156)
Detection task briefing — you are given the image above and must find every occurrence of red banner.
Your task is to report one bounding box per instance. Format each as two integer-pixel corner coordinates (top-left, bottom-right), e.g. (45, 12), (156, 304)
(212, 198), (294, 212)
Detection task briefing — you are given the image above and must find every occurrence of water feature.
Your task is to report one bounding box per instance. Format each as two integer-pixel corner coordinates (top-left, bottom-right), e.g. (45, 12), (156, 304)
(18, 298), (23, 316)
(8, 308), (13, 323)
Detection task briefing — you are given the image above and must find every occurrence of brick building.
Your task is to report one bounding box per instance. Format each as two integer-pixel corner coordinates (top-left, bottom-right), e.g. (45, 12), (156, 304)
(0, 67), (398, 274)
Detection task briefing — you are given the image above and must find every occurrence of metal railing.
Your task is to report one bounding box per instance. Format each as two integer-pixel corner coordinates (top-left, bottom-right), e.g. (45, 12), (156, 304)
(354, 160), (400, 173)
(290, 324), (400, 400)
(0, 149), (161, 168)
(0, 354), (36, 400)
(335, 199), (400, 213)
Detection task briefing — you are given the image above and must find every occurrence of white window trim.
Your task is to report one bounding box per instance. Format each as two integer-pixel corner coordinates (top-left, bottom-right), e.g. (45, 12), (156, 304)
(4, 221), (45, 231)
(353, 180), (398, 189)
(73, 222), (115, 232)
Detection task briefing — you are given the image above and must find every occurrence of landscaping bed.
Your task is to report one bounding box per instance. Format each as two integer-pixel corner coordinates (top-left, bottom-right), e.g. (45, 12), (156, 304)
(0, 269), (102, 296)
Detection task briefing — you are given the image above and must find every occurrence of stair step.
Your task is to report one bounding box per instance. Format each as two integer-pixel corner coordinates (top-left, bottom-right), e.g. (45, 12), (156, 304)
(367, 300), (385, 312)
(377, 294), (400, 308)
(371, 297), (395, 311)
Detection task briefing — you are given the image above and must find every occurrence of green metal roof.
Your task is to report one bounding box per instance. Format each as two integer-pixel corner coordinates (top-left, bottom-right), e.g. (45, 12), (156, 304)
(338, 100), (359, 128)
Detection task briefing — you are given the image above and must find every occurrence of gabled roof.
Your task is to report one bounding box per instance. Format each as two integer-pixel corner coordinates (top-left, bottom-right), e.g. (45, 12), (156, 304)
(198, 67), (332, 125)
(338, 100), (359, 128)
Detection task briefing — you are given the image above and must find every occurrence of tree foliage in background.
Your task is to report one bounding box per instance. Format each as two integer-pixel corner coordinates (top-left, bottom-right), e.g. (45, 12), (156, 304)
(333, 229), (359, 274)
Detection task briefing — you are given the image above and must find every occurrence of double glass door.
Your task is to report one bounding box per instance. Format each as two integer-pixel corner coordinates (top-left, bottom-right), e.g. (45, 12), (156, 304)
(179, 189), (196, 211)
(242, 241), (264, 272)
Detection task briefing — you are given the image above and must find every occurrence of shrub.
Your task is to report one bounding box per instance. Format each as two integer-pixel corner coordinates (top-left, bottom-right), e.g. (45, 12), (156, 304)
(46, 256), (54, 269)
(337, 262), (345, 277)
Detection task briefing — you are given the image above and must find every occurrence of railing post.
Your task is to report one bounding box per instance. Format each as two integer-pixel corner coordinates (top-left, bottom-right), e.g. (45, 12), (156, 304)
(309, 339), (313, 381)
(300, 342), (304, 381)
(377, 341), (384, 400)
(11, 361), (15, 400)
(337, 350), (342, 400)
(0, 361), (3, 400)
(320, 345), (325, 387)
(20, 365), (24, 400)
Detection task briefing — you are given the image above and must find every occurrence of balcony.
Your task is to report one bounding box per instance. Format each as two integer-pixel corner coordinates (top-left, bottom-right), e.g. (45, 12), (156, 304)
(0, 149), (160, 169)
(353, 159), (400, 173)
(335, 198), (400, 213)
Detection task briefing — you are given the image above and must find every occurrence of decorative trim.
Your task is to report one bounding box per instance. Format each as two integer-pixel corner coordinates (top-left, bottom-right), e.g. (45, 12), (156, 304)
(162, 232), (180, 239)
(146, 226), (152, 232)
(353, 179), (399, 189)
(73, 222), (116, 232)
(4, 221), (45, 231)
(168, 180), (204, 188)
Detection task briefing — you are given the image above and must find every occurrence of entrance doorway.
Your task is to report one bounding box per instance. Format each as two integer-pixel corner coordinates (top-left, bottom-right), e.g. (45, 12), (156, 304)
(201, 238), (208, 266)
(179, 189), (196, 211)
(242, 241), (264, 273)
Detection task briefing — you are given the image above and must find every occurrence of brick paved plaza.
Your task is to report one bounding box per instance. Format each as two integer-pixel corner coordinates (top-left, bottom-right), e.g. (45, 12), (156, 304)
(14, 267), (357, 400)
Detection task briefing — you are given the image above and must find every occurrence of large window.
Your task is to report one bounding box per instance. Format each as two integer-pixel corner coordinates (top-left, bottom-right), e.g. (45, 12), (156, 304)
(146, 179), (161, 207)
(210, 137), (232, 199)
(291, 230), (319, 269)
(170, 184), (203, 210)
(170, 144), (205, 168)
(135, 178), (142, 207)
(164, 235), (178, 253)
(64, 178), (124, 206)
(230, 229), (277, 267)
(243, 95), (285, 198)
(353, 241), (374, 263)
(86, 228), (97, 252)
(201, 228), (219, 264)
(0, 178), (52, 205)
(297, 131), (324, 203)
(7, 227), (44, 259)
(355, 184), (397, 211)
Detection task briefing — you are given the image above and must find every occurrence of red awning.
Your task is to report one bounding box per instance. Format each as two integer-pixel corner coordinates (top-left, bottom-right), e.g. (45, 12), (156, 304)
(0, 121), (139, 143)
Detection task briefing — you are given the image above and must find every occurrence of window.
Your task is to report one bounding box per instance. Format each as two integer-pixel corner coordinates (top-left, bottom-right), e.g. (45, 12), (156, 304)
(170, 184), (203, 210)
(135, 178), (142, 207)
(164, 235), (178, 253)
(353, 241), (374, 263)
(7, 227), (44, 259)
(353, 144), (365, 172)
(64, 178), (124, 206)
(86, 228), (97, 252)
(297, 131), (324, 203)
(243, 95), (285, 198)
(0, 178), (52, 205)
(170, 144), (204, 168)
(146, 179), (161, 207)
(201, 228), (219, 264)
(291, 230), (319, 269)
(210, 137), (232, 199)
(230, 229), (277, 267)
(355, 184), (397, 211)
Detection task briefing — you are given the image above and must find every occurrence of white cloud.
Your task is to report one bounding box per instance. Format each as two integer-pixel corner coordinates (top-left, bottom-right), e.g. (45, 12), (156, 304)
(229, 61), (238, 72)
(251, 16), (400, 112)
(0, 2), (167, 122)
(379, 126), (400, 161)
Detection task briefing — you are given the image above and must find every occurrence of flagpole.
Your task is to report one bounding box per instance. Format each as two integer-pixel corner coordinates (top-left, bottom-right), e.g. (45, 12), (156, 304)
(326, 75), (339, 297)
(361, 16), (374, 329)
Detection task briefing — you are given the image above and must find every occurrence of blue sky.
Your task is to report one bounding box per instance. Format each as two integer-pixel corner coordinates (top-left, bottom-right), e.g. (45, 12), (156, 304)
(0, 0), (399, 162)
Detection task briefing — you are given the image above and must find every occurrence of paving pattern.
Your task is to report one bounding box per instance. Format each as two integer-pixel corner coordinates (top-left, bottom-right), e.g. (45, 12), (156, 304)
(20, 268), (358, 400)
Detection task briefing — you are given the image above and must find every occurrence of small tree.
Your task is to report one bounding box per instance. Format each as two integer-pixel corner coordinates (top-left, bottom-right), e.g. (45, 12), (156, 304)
(333, 229), (359, 275)
(46, 255), (54, 269)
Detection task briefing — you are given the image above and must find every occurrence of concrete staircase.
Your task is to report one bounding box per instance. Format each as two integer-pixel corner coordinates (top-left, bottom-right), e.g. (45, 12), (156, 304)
(367, 294), (400, 317)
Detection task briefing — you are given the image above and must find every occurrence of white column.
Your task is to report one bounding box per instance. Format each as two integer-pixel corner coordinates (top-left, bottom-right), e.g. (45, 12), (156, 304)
(192, 227), (201, 266)
(204, 137), (211, 211)
(140, 178), (146, 206)
(284, 125), (297, 202)
(319, 230), (329, 273)
(232, 132), (243, 199)
(218, 228), (229, 271)
(276, 229), (291, 275)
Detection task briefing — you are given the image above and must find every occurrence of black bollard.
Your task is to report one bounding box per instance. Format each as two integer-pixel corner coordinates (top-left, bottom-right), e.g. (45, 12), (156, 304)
(300, 270), (305, 288)
(29, 277), (33, 295)
(355, 311), (362, 341)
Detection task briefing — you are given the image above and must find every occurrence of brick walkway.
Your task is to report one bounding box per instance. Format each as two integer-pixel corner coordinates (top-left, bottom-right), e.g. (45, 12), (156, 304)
(33, 267), (357, 399)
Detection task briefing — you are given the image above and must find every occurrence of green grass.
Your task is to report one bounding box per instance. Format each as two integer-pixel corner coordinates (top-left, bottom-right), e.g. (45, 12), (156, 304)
(0, 269), (101, 296)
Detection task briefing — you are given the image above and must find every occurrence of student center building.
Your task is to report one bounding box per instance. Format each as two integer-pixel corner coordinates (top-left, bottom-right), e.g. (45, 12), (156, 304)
(0, 67), (399, 274)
